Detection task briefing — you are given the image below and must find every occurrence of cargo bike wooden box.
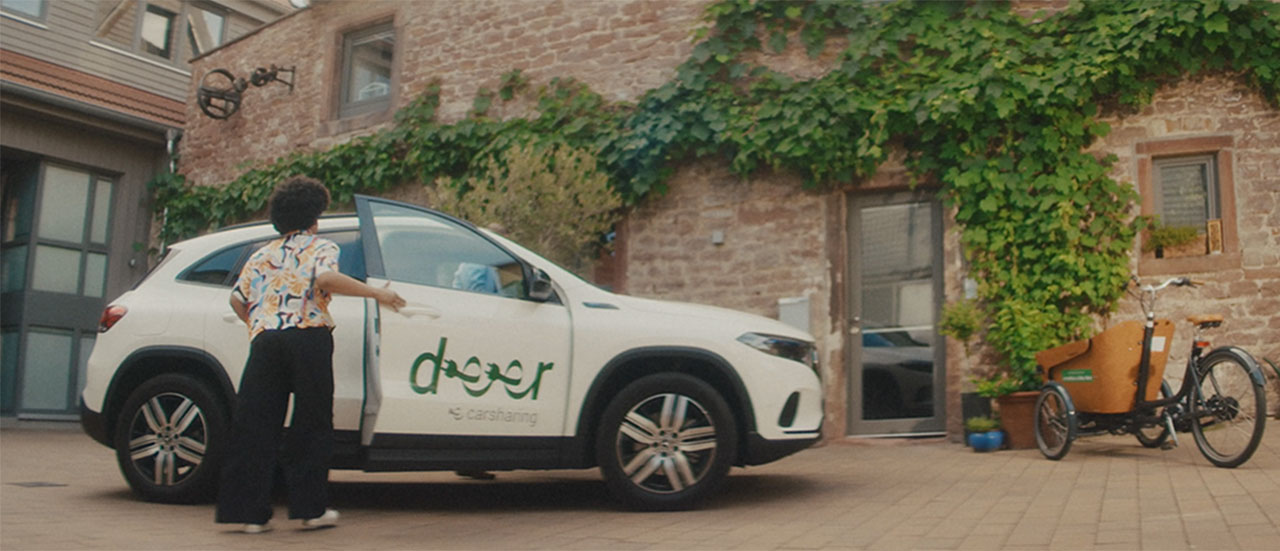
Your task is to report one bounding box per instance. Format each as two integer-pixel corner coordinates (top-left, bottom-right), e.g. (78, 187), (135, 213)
(1030, 277), (1268, 468)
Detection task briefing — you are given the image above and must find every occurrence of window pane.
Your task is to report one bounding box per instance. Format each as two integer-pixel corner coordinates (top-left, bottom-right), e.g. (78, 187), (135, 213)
(32, 245), (80, 294)
(84, 252), (107, 297)
(187, 6), (225, 56)
(326, 231), (366, 279)
(1157, 161), (1212, 230)
(344, 26), (394, 106)
(0, 0), (43, 18)
(21, 328), (73, 411)
(858, 201), (938, 421)
(1, 331), (18, 412)
(1, 245), (27, 292)
(142, 5), (175, 59)
(179, 243), (249, 286)
(370, 202), (525, 298)
(2, 162), (37, 242)
(91, 180), (112, 243)
(38, 165), (91, 243)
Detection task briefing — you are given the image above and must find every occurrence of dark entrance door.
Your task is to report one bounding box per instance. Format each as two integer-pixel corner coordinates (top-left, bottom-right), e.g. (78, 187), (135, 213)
(847, 191), (945, 436)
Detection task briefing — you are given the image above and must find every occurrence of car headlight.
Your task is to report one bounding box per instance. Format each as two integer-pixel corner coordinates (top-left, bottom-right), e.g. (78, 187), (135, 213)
(737, 332), (818, 372)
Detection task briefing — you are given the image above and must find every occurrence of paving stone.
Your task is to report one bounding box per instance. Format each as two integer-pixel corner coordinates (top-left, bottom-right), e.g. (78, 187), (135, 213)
(2, 424), (1277, 549)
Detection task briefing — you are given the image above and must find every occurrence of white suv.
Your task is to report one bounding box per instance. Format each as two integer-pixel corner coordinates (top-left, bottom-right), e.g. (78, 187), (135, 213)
(80, 196), (822, 510)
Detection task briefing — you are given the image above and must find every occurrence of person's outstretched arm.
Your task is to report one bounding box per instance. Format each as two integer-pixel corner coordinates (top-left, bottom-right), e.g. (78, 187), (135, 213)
(316, 271), (406, 311)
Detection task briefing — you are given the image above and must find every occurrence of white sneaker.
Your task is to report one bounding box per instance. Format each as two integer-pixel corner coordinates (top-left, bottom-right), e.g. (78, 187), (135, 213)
(301, 508), (339, 530)
(242, 522), (273, 534)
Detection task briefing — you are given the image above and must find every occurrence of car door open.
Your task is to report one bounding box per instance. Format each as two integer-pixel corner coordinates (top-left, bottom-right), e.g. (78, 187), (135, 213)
(354, 196), (573, 468)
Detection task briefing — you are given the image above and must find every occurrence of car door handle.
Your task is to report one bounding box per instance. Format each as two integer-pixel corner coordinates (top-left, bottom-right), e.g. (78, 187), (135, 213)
(399, 306), (441, 319)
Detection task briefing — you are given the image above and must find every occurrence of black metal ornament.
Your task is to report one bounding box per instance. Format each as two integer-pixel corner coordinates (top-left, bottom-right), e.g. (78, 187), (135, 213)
(196, 65), (295, 120)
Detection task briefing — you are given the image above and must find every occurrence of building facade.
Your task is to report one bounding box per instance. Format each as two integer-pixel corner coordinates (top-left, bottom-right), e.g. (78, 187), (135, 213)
(175, 0), (1277, 440)
(0, 0), (290, 419)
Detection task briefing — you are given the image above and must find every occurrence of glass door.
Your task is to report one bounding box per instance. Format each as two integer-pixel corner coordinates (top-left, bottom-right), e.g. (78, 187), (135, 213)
(1, 157), (114, 417)
(847, 192), (945, 436)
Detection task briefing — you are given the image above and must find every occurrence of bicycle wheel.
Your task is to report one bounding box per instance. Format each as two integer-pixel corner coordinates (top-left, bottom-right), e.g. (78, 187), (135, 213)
(1135, 381), (1174, 448)
(1034, 383), (1077, 460)
(1189, 348), (1268, 468)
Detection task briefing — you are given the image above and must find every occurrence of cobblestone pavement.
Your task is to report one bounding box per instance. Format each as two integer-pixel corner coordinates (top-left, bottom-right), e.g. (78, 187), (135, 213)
(2, 422), (1277, 550)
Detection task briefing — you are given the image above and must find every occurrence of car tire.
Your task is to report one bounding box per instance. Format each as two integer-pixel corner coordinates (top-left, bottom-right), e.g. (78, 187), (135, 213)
(113, 374), (228, 504)
(596, 372), (737, 511)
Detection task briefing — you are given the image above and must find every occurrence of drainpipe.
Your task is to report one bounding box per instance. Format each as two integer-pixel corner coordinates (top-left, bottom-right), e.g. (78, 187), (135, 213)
(158, 128), (182, 253)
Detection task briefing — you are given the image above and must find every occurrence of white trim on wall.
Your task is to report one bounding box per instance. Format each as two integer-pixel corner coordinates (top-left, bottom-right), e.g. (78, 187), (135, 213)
(88, 39), (193, 77)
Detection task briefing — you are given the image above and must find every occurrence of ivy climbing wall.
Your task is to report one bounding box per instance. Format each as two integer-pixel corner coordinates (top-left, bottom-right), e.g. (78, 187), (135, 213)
(176, 0), (1280, 440)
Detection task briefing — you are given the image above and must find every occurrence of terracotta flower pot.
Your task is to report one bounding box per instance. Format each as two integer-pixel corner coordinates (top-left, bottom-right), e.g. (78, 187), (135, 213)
(996, 390), (1039, 449)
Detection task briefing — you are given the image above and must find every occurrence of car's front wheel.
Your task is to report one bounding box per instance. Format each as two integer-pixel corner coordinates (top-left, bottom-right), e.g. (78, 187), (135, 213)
(113, 374), (228, 503)
(596, 372), (737, 511)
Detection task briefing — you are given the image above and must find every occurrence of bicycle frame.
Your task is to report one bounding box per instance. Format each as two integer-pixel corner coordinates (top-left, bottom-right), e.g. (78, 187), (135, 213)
(1130, 278), (1264, 433)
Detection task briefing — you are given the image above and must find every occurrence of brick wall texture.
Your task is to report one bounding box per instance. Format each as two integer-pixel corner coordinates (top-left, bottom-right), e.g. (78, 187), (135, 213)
(181, 0), (1279, 442)
(1094, 73), (1280, 399)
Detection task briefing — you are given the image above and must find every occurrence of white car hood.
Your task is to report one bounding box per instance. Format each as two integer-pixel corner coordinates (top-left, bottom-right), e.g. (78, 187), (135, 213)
(608, 294), (813, 342)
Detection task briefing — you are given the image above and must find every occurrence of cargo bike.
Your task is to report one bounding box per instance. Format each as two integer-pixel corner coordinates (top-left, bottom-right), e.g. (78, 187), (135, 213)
(1032, 277), (1268, 467)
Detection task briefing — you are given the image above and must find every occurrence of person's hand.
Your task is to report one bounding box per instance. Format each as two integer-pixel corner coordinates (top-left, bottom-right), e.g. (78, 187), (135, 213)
(376, 282), (406, 312)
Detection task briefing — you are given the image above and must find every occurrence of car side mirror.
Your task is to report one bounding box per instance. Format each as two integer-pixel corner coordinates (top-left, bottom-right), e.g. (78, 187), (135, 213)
(528, 268), (554, 302)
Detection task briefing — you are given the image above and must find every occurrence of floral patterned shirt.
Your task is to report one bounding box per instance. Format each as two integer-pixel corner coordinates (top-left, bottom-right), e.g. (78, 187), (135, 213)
(232, 231), (340, 339)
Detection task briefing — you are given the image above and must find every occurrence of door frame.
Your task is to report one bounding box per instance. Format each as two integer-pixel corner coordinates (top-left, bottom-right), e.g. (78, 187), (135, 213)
(845, 190), (946, 436)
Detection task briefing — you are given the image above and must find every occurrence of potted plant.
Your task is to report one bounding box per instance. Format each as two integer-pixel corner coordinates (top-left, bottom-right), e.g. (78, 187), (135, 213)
(965, 416), (1003, 452)
(973, 368), (1041, 450)
(941, 299), (994, 434)
(1143, 224), (1203, 259)
(976, 300), (1060, 449)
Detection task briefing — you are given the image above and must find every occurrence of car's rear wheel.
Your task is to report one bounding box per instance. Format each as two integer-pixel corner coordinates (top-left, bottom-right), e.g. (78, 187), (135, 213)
(114, 374), (228, 503)
(596, 372), (737, 511)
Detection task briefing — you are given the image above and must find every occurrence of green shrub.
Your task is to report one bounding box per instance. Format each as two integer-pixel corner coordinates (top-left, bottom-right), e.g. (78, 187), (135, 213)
(427, 143), (622, 277)
(965, 416), (1001, 433)
(939, 299), (984, 357)
(1143, 225), (1200, 253)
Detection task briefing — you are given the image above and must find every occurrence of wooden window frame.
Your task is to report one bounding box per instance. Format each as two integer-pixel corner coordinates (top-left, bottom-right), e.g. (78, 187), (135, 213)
(321, 13), (400, 136)
(1136, 136), (1240, 275)
(337, 21), (396, 120)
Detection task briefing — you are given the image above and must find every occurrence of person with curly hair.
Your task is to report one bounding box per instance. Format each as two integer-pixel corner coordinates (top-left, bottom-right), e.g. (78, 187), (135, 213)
(215, 176), (404, 534)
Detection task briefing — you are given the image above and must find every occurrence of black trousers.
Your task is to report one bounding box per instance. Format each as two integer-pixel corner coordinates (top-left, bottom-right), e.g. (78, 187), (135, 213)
(216, 327), (334, 524)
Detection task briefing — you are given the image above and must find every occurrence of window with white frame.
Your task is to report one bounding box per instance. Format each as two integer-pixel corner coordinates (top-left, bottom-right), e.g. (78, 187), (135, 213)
(338, 22), (395, 119)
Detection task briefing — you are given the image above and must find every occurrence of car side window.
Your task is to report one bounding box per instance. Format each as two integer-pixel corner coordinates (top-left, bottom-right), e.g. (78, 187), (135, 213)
(326, 230), (366, 281)
(368, 202), (526, 299)
(178, 243), (250, 286)
(177, 230), (364, 287)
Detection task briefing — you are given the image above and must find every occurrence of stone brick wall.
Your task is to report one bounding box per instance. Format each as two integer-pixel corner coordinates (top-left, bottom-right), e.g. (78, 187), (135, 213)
(179, 0), (1278, 443)
(620, 159), (851, 436)
(181, 0), (702, 187)
(1091, 73), (1280, 408)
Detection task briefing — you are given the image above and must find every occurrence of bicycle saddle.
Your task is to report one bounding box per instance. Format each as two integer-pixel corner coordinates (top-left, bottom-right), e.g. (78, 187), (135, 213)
(1187, 314), (1224, 328)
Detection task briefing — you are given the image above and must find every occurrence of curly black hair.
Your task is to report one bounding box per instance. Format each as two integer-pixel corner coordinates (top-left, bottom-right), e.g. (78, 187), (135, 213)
(269, 176), (331, 234)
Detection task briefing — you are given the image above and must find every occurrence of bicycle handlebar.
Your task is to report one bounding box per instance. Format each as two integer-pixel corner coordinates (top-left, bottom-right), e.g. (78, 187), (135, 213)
(1131, 275), (1201, 318)
(1133, 276), (1197, 294)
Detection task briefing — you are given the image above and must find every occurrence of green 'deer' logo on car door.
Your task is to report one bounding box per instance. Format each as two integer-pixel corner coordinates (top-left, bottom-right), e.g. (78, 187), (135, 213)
(409, 337), (553, 400)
